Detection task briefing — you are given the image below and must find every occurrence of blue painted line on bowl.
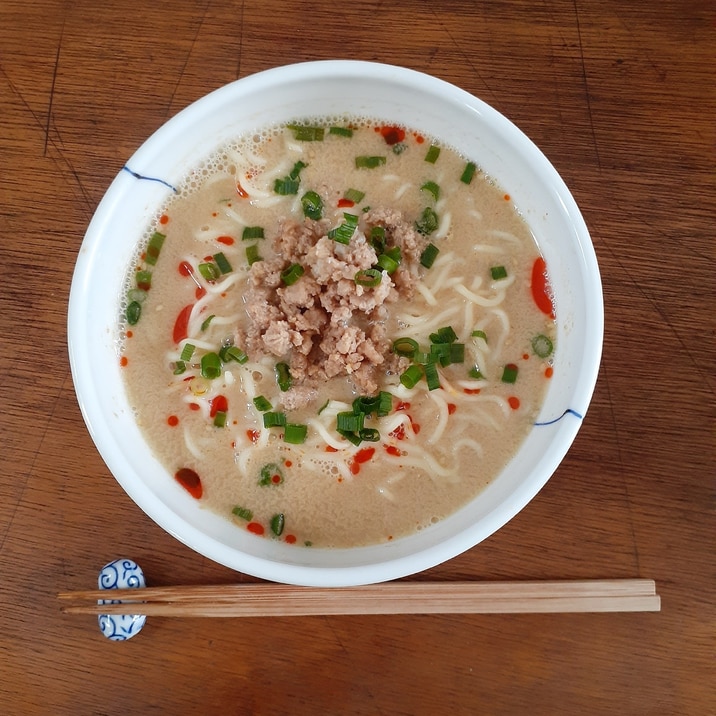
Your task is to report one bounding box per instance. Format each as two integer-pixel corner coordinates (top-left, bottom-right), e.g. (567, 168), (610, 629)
(122, 165), (177, 193)
(534, 408), (583, 427)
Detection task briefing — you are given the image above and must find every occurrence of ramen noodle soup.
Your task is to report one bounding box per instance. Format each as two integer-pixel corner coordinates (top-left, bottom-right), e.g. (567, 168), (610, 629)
(119, 119), (556, 548)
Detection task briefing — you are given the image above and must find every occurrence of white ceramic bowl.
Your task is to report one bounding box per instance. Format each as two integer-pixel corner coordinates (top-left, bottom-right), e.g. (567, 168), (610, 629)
(68, 61), (603, 586)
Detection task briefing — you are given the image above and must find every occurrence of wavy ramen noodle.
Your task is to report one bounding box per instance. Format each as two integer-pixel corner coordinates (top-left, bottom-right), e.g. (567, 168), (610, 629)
(119, 120), (556, 548)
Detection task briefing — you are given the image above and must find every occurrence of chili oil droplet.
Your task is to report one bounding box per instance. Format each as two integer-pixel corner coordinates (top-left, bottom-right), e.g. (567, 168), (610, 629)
(174, 468), (203, 499)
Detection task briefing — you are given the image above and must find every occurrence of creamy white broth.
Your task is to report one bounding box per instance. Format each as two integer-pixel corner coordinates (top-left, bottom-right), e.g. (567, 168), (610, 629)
(120, 120), (555, 548)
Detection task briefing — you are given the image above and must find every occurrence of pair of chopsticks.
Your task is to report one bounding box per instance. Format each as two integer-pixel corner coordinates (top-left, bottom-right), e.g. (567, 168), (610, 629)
(58, 579), (660, 617)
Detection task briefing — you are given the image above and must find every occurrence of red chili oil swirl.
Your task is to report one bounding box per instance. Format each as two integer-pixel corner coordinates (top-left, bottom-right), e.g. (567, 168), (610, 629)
(379, 125), (406, 145)
(209, 395), (228, 418)
(174, 468), (203, 499)
(531, 257), (556, 319)
(172, 304), (193, 343)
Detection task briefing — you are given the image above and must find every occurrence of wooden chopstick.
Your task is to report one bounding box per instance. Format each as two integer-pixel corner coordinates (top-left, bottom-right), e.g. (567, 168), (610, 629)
(58, 579), (660, 617)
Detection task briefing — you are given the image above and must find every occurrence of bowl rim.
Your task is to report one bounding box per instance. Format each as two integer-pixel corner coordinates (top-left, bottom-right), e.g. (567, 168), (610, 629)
(68, 60), (603, 586)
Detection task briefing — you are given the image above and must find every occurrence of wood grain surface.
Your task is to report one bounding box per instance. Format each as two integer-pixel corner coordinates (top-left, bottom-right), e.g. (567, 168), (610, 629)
(1, 1), (713, 714)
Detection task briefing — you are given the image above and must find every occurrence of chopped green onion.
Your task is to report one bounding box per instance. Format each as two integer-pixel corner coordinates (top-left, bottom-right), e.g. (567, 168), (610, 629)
(430, 326), (458, 344)
(213, 410), (227, 428)
(337, 411), (364, 433)
(180, 343), (196, 361)
(471, 330), (488, 342)
(354, 268), (382, 287)
(414, 350), (433, 365)
(242, 226), (265, 240)
(420, 181), (440, 201)
(355, 155), (387, 169)
(376, 391), (393, 416)
(200, 314), (215, 332)
(274, 177), (300, 195)
(490, 265), (508, 280)
(198, 262), (220, 281)
(359, 428), (381, 442)
(400, 364), (423, 389)
(135, 270), (152, 291)
(329, 126), (353, 137)
(425, 361), (441, 390)
(369, 226), (386, 253)
(343, 188), (365, 204)
(284, 423), (308, 444)
(270, 513), (285, 536)
(232, 505), (253, 521)
(468, 366), (484, 380)
(501, 363), (519, 384)
(145, 231), (166, 266)
(275, 362), (292, 391)
(430, 342), (451, 363)
(415, 207), (439, 235)
(460, 161), (477, 184)
(289, 160), (308, 179)
(351, 392), (392, 418)
(370, 234), (385, 254)
(219, 345), (248, 364)
(439, 329), (458, 345)
(288, 124), (324, 141)
(424, 145), (441, 163)
(385, 246), (401, 262)
(252, 395), (272, 412)
(328, 212), (358, 244)
(213, 252), (232, 274)
(259, 463), (284, 486)
(125, 300), (141, 325)
(392, 143), (407, 155)
(273, 160), (308, 196)
(375, 253), (399, 274)
(245, 244), (262, 265)
(281, 263), (305, 286)
(392, 337), (419, 358)
(531, 334), (554, 358)
(420, 243), (440, 268)
(351, 398), (368, 415)
(301, 190), (323, 220)
(352, 396), (373, 415)
(127, 288), (148, 303)
(337, 429), (363, 446)
(450, 343), (465, 364)
(173, 361), (186, 375)
(200, 352), (222, 379)
(263, 411), (287, 428)
(317, 399), (330, 415)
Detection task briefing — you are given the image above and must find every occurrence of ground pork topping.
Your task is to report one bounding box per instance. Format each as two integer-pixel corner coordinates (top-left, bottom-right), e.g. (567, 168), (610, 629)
(239, 210), (427, 405)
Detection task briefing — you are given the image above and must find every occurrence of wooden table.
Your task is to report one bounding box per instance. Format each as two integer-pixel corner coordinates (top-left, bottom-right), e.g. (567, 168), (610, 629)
(1, 1), (713, 713)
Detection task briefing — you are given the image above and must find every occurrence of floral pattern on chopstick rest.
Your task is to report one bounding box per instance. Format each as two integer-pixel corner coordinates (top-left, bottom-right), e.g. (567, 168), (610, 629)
(97, 558), (146, 641)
